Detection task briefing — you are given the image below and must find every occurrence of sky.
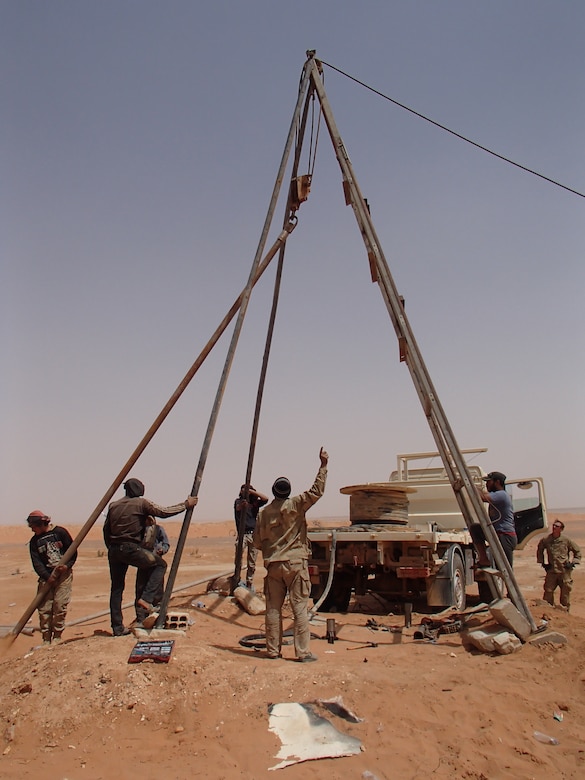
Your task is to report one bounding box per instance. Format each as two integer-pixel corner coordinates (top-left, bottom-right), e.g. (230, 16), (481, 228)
(2, 2), (584, 528)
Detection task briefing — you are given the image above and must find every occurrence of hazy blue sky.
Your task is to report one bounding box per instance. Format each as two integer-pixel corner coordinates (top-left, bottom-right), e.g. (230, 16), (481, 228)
(2, 2), (584, 527)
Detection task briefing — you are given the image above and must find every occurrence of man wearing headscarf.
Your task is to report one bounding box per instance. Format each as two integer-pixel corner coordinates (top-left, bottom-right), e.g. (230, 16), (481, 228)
(254, 447), (328, 662)
(27, 510), (77, 645)
(103, 479), (197, 636)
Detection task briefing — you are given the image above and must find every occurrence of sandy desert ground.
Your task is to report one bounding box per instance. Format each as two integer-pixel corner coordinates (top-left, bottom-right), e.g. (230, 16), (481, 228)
(0, 513), (584, 780)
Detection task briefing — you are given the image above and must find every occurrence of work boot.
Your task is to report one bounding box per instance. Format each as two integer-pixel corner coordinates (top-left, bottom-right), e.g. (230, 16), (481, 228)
(297, 653), (318, 663)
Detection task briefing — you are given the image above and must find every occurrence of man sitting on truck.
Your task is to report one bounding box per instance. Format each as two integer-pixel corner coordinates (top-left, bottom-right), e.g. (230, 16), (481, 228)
(471, 471), (517, 568)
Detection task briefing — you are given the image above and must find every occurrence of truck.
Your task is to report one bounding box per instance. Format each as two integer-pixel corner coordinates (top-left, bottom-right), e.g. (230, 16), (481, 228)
(307, 449), (548, 613)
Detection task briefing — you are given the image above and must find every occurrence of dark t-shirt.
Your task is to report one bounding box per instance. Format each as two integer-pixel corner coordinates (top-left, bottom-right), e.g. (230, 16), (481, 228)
(234, 495), (267, 534)
(29, 526), (76, 581)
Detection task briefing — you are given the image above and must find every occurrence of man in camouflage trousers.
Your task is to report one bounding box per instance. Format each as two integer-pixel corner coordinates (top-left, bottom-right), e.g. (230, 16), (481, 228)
(254, 447), (328, 662)
(536, 519), (581, 610)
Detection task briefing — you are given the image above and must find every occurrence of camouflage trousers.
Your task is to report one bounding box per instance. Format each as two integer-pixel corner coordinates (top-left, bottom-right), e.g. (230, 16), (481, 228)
(543, 569), (573, 609)
(37, 570), (73, 642)
(264, 560), (311, 659)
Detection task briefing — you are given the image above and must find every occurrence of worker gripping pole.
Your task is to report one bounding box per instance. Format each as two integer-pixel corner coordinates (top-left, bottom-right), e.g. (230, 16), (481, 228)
(304, 55), (536, 630)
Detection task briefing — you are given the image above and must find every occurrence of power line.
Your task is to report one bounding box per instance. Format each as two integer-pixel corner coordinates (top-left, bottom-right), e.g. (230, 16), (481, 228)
(320, 59), (584, 200)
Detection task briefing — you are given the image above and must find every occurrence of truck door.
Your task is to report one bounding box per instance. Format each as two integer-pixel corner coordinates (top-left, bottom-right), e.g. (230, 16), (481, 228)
(507, 478), (548, 548)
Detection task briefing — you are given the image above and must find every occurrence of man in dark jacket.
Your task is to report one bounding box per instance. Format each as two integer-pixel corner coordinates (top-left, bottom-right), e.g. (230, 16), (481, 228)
(103, 478), (197, 636)
(27, 509), (77, 645)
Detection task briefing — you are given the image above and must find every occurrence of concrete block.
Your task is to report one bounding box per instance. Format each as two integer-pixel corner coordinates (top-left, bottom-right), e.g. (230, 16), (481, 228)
(165, 612), (190, 631)
(489, 598), (531, 641)
(527, 631), (568, 647)
(492, 632), (522, 654)
(464, 624), (518, 654)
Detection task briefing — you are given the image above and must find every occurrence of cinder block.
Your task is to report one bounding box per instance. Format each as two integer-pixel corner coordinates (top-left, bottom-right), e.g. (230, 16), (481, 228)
(164, 612), (190, 631)
(489, 598), (531, 641)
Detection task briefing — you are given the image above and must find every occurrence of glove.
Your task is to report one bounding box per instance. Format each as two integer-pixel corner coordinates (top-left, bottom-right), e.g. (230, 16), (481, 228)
(563, 561), (575, 570)
(542, 563), (552, 572)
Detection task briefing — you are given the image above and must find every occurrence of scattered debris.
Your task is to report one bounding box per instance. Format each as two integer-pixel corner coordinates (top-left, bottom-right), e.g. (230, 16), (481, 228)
(12, 682), (33, 695)
(464, 626), (522, 654)
(533, 730), (559, 745)
(347, 642), (378, 651)
(268, 702), (361, 769)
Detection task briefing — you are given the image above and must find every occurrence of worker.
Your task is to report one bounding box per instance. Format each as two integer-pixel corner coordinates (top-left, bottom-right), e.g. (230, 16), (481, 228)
(536, 519), (581, 611)
(103, 478), (197, 636)
(253, 447), (328, 662)
(472, 471), (517, 568)
(234, 484), (268, 590)
(27, 510), (77, 645)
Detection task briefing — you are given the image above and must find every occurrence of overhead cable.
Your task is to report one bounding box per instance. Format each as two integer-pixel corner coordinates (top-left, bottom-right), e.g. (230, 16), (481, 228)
(320, 59), (584, 200)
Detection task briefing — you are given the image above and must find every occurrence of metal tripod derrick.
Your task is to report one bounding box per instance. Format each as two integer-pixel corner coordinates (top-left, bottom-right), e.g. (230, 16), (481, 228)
(8, 50), (536, 643)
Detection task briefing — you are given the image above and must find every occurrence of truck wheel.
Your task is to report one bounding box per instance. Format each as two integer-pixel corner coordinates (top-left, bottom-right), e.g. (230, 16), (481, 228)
(477, 574), (503, 604)
(451, 556), (466, 611)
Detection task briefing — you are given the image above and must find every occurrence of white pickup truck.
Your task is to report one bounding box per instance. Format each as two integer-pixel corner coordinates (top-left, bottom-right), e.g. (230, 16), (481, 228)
(308, 450), (548, 612)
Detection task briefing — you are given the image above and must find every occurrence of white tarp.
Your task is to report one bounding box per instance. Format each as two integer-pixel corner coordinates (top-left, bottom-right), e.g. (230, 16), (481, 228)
(268, 702), (362, 770)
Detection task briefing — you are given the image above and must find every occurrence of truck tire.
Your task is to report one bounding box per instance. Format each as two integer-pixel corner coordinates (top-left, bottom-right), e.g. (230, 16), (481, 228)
(477, 573), (504, 604)
(451, 555), (466, 611)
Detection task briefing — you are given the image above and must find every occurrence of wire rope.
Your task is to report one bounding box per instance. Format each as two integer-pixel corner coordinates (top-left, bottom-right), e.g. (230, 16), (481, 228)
(320, 59), (584, 200)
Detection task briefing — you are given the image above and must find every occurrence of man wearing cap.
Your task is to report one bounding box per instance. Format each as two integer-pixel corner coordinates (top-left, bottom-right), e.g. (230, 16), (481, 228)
(234, 484), (268, 590)
(536, 519), (581, 610)
(27, 510), (77, 645)
(472, 471), (517, 568)
(253, 447), (328, 662)
(103, 479), (197, 636)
